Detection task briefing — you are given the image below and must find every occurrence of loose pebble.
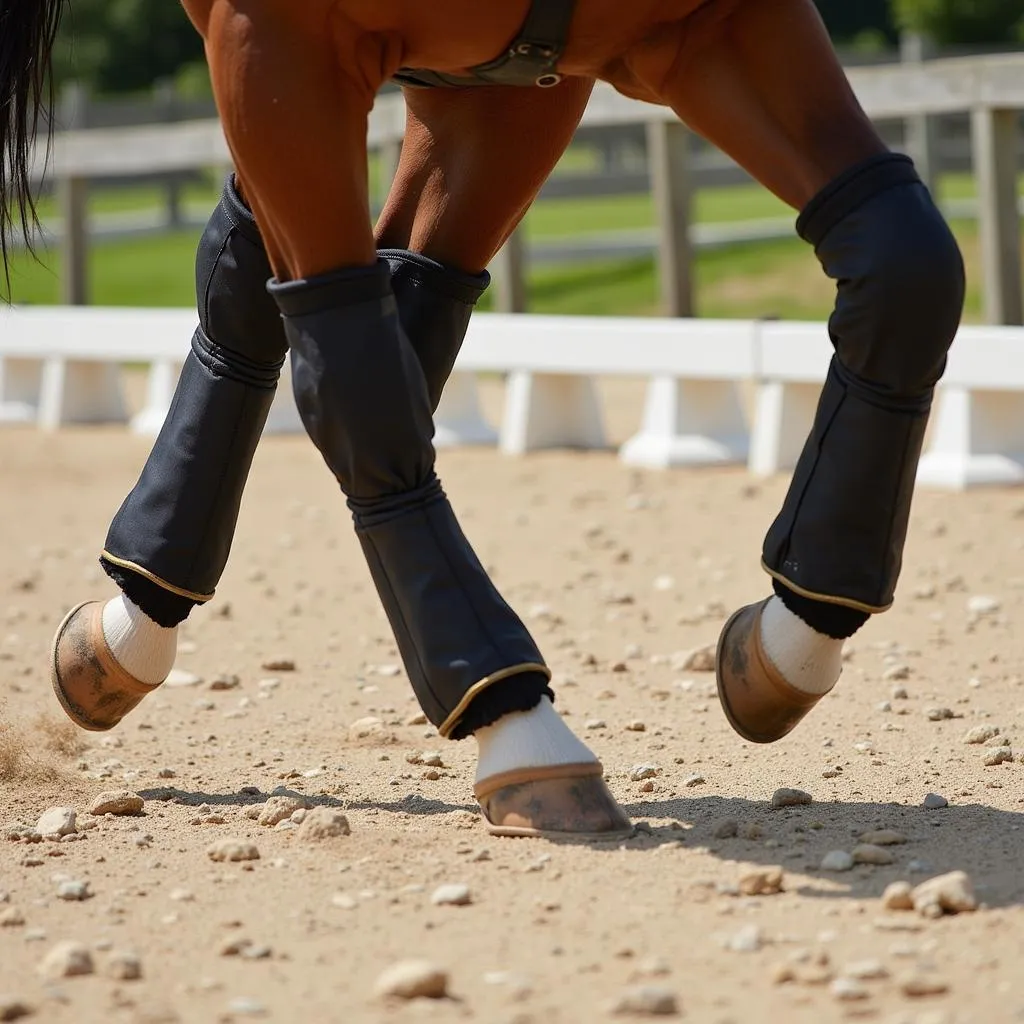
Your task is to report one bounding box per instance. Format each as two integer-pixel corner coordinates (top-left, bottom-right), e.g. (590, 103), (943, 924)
(843, 960), (888, 981)
(925, 707), (955, 722)
(882, 882), (915, 911)
(684, 774), (705, 788)
(256, 796), (308, 827)
(859, 830), (907, 846)
(34, 808), (75, 838)
(771, 788), (812, 809)
(900, 972), (950, 997)
(88, 791), (144, 816)
(830, 977), (869, 1001)
(610, 985), (680, 1016)
(982, 747), (1013, 766)
(631, 765), (659, 782)
(711, 819), (738, 839)
(296, 808), (351, 842)
(56, 880), (91, 902)
(911, 871), (977, 917)
(820, 851), (855, 872)
(107, 951), (142, 981)
(164, 669), (203, 688)
(431, 884), (472, 907)
(962, 724), (1001, 745)
(0, 996), (33, 1021)
(966, 595), (1000, 616)
(374, 960), (449, 1000)
(852, 844), (895, 866)
(738, 867), (784, 896)
(37, 941), (93, 979)
(673, 646), (715, 672)
(726, 925), (762, 953)
(922, 794), (948, 810)
(207, 839), (260, 863)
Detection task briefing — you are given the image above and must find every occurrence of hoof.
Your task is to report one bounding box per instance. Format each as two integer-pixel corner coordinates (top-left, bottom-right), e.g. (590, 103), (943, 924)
(715, 598), (828, 744)
(475, 762), (634, 841)
(50, 601), (161, 732)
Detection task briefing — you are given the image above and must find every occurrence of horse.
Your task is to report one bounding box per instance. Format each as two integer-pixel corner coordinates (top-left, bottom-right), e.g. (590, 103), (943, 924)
(4, 0), (965, 841)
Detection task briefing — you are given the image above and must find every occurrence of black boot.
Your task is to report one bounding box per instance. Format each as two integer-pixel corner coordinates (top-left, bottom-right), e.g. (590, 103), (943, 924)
(101, 176), (287, 625)
(763, 153), (965, 624)
(270, 263), (552, 738)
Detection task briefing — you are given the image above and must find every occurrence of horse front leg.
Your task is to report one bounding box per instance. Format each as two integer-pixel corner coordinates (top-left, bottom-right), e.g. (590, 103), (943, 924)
(196, 3), (626, 839)
(622, 0), (965, 742)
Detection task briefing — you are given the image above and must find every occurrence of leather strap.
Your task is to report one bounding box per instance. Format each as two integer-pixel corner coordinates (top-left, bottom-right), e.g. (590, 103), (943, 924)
(394, 0), (578, 89)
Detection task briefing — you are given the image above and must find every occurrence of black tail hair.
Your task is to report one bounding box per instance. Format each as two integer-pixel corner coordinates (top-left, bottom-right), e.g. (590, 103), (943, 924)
(0, 0), (65, 294)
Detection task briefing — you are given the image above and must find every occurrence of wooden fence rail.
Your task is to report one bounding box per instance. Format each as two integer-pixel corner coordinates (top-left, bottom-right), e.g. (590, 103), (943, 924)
(28, 52), (1024, 324)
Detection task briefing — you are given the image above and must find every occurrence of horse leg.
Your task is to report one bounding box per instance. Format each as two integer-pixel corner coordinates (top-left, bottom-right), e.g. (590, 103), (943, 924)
(376, 79), (631, 835)
(624, 0), (965, 741)
(192, 2), (624, 838)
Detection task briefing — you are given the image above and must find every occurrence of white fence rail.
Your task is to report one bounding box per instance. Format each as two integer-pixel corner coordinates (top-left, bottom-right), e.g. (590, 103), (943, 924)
(2, 305), (1022, 492)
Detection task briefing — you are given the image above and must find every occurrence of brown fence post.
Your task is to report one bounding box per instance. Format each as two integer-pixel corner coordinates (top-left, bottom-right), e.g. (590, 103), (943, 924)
(647, 119), (694, 318)
(57, 82), (88, 306)
(972, 106), (1023, 326)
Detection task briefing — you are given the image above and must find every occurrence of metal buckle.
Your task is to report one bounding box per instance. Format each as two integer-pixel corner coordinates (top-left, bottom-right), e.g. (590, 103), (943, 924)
(536, 73), (562, 88)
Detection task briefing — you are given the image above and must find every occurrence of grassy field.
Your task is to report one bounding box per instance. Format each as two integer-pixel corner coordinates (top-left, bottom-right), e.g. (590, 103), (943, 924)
(7, 168), (1020, 323)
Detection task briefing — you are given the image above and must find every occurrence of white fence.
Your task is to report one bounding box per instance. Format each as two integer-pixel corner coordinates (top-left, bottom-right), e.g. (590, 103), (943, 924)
(2, 305), (1022, 491)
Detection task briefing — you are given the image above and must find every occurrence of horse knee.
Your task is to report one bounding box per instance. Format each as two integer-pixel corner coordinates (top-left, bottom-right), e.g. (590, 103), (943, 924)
(800, 154), (965, 397)
(196, 175), (288, 368)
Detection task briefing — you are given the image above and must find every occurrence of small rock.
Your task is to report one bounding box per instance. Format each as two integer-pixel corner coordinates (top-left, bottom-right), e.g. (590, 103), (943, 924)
(626, 721), (647, 733)
(296, 808), (351, 842)
(35, 808), (76, 837)
(982, 747), (1013, 766)
(830, 977), (869, 1002)
(962, 724), (1001, 745)
(684, 774), (705, 788)
(257, 796), (308, 826)
(843, 960), (888, 980)
(711, 819), (739, 839)
(404, 712), (428, 726)
(374, 960), (449, 1000)
(227, 997), (267, 1017)
(966, 595), (1000, 616)
(922, 793), (948, 810)
(37, 941), (93, 979)
(882, 882), (915, 911)
(900, 972), (949, 997)
(673, 646), (715, 673)
(0, 996), (33, 1021)
(820, 851), (855, 872)
(738, 867), (784, 896)
(0, 908), (25, 927)
(911, 871), (976, 917)
(586, 719), (607, 730)
(726, 925), (762, 953)
(261, 658), (296, 672)
(925, 707), (955, 722)
(165, 668), (203, 687)
(431, 884), (472, 907)
(630, 765), (659, 782)
(892, 685), (909, 700)
(882, 664), (910, 682)
(771, 788), (812, 809)
(611, 985), (679, 1016)
(88, 791), (144, 816)
(741, 823), (763, 841)
(422, 752), (444, 768)
(56, 880), (91, 901)
(107, 951), (142, 981)
(207, 839), (260, 863)
(348, 717), (386, 741)
(852, 844), (894, 866)
(859, 830), (907, 846)
(209, 674), (240, 691)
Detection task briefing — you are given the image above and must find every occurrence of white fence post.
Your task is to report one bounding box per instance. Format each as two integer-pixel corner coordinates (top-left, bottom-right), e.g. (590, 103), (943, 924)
(433, 372), (498, 448)
(500, 371), (605, 455)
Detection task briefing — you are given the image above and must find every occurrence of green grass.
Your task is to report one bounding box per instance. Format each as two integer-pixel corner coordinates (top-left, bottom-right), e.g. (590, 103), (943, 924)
(8, 167), (1019, 322)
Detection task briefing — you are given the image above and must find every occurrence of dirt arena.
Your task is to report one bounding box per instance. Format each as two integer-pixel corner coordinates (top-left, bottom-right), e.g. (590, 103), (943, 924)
(1, 378), (1022, 1024)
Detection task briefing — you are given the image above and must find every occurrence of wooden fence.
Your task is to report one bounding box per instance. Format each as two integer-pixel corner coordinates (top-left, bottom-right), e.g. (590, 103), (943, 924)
(30, 51), (1024, 324)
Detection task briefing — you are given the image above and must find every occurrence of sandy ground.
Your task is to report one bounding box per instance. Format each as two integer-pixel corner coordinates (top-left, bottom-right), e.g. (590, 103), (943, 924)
(1, 378), (1023, 1024)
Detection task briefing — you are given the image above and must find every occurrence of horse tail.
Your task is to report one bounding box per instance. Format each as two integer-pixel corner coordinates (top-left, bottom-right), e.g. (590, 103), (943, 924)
(0, 0), (65, 286)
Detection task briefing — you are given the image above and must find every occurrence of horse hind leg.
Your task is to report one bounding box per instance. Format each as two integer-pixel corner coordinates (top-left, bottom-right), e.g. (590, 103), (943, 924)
(625, 0), (965, 741)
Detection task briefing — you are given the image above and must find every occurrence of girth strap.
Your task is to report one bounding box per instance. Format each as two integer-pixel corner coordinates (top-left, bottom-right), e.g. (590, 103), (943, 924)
(394, 0), (578, 89)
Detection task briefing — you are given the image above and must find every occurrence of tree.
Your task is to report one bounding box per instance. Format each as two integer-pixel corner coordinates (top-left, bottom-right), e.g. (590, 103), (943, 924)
(891, 0), (1024, 45)
(53, 0), (204, 94)
(814, 0), (898, 44)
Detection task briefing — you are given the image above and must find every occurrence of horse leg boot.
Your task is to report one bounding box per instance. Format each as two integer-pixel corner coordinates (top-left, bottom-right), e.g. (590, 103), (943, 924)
(51, 176), (288, 730)
(271, 262), (631, 839)
(717, 153), (965, 743)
